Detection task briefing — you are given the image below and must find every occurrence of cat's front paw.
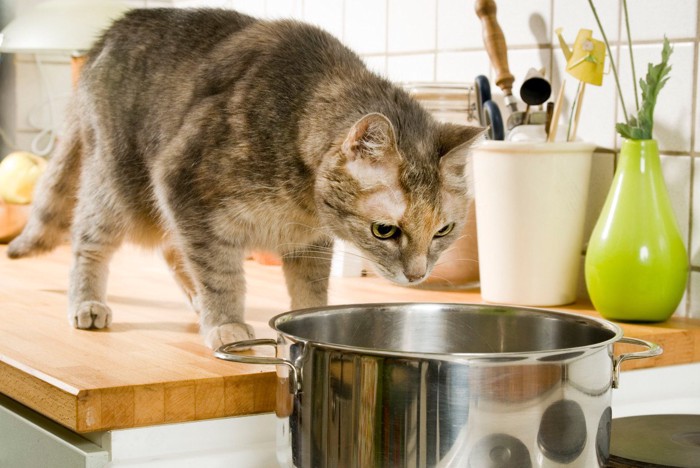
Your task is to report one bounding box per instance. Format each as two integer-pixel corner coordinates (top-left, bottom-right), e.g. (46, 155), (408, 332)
(204, 322), (255, 350)
(71, 301), (112, 329)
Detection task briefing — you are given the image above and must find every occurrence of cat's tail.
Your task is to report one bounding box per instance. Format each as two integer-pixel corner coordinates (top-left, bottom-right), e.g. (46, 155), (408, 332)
(7, 106), (82, 259)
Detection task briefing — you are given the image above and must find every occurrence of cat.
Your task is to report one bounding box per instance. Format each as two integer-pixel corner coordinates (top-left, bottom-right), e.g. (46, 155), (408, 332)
(7, 8), (483, 349)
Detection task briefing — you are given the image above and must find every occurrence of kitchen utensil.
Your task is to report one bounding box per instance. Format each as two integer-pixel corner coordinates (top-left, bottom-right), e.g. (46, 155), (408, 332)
(506, 124), (547, 142)
(474, 74), (490, 124)
(547, 79), (566, 142)
(519, 67), (552, 126)
(216, 302), (661, 468)
(476, 0), (548, 133)
(520, 68), (552, 107)
(609, 414), (700, 467)
(545, 101), (554, 138)
(474, 74), (505, 140)
(475, 0), (517, 117)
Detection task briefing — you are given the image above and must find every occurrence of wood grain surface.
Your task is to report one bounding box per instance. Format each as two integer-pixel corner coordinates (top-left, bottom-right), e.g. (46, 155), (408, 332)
(1, 244), (699, 432)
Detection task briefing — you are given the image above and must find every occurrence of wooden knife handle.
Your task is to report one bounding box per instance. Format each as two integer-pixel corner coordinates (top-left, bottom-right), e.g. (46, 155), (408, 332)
(475, 0), (514, 96)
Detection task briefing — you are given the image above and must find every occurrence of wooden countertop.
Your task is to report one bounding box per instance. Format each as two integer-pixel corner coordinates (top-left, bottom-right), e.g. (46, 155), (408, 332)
(1, 244), (699, 433)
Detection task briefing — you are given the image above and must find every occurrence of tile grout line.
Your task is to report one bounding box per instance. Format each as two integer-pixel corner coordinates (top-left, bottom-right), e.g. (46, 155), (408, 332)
(684, 7), (699, 317)
(384, 0), (390, 75)
(612, 0), (622, 155)
(433, 0), (439, 81)
(548, 0), (554, 84)
(339, 0), (345, 44)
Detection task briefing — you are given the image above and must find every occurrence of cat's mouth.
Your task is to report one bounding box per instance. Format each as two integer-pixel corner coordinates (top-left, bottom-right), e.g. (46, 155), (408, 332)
(372, 265), (430, 286)
(402, 272), (429, 285)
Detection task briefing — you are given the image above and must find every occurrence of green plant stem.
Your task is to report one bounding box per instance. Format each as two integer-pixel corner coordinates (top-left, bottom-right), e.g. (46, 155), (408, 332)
(622, 0), (639, 111)
(567, 81), (583, 142)
(587, 0), (629, 124)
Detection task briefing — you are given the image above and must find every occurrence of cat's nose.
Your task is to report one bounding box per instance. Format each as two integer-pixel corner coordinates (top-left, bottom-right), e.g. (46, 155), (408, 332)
(405, 272), (425, 283)
(403, 256), (428, 283)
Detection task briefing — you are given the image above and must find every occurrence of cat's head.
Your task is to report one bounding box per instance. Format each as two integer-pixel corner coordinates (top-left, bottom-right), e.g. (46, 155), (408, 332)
(316, 112), (483, 285)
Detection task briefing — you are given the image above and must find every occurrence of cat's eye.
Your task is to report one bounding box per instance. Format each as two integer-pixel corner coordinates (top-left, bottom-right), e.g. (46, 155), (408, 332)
(434, 223), (455, 238)
(371, 223), (400, 240)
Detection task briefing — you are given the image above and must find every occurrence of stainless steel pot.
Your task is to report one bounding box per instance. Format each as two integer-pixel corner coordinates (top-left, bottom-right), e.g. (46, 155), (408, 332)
(215, 303), (661, 468)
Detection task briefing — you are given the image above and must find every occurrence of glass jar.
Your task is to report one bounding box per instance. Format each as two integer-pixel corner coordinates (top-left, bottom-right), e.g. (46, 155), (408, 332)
(405, 83), (481, 289)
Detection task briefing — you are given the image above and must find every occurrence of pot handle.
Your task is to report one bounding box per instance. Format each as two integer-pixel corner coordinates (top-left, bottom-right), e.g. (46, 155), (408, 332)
(612, 337), (663, 389)
(215, 339), (300, 392)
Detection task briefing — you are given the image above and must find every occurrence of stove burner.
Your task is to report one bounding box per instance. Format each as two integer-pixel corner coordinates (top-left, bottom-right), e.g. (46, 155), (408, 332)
(609, 414), (700, 467)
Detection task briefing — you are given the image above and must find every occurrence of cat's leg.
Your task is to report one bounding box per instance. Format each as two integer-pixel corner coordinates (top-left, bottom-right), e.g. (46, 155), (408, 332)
(68, 191), (125, 329)
(281, 239), (334, 310)
(178, 237), (253, 349)
(162, 244), (200, 314)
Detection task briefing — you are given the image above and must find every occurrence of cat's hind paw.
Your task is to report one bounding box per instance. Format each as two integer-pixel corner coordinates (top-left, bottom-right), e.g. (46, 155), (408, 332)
(204, 322), (255, 350)
(71, 301), (112, 329)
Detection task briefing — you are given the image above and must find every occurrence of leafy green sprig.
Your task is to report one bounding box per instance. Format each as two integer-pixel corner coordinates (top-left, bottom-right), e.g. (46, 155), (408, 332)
(616, 39), (672, 140)
(588, 0), (673, 140)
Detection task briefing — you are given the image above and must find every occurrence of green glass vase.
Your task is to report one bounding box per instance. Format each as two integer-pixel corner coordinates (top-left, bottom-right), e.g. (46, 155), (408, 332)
(585, 139), (688, 322)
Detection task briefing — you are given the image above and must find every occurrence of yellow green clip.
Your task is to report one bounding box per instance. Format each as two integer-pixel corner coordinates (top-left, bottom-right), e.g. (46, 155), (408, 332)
(556, 28), (605, 86)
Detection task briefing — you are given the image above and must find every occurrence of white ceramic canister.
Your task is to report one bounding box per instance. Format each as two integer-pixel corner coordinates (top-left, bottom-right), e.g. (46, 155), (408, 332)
(472, 141), (595, 306)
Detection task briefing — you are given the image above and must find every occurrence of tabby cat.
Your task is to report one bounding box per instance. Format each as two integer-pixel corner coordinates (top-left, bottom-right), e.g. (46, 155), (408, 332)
(8, 8), (483, 349)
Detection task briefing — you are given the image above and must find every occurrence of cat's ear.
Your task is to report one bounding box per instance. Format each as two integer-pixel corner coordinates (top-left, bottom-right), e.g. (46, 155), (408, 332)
(341, 113), (401, 186)
(438, 123), (485, 158)
(437, 123), (485, 183)
(341, 113), (398, 162)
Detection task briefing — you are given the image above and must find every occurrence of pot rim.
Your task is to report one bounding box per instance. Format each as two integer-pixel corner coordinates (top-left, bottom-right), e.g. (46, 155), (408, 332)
(268, 302), (624, 362)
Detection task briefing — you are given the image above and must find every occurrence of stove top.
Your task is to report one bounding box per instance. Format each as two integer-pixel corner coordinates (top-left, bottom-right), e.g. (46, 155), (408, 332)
(608, 414), (700, 467)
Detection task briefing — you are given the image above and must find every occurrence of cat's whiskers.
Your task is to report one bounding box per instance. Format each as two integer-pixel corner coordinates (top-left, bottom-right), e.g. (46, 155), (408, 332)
(279, 255), (335, 263)
(278, 222), (335, 238)
(433, 257), (479, 266)
(418, 272), (460, 289)
(432, 240), (464, 258)
(277, 244), (373, 264)
(276, 242), (335, 254)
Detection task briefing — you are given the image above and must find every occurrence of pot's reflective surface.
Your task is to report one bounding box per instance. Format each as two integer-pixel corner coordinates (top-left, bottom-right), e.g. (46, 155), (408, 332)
(274, 304), (618, 467)
(280, 343), (612, 467)
(215, 303), (661, 468)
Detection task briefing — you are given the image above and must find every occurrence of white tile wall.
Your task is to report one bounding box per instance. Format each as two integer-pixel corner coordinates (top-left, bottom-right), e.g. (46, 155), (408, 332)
(437, 0), (483, 50)
(343, 0), (386, 55)
(2, 0), (700, 318)
(303, 0), (343, 40)
(263, 0), (302, 19)
(435, 50), (491, 83)
(226, 0), (264, 16)
(661, 154), (692, 246)
(626, 0), (698, 40)
(552, 0), (620, 45)
(387, 53), (435, 82)
(491, 0), (551, 47)
(387, 0), (436, 53)
(691, 158), (700, 264)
